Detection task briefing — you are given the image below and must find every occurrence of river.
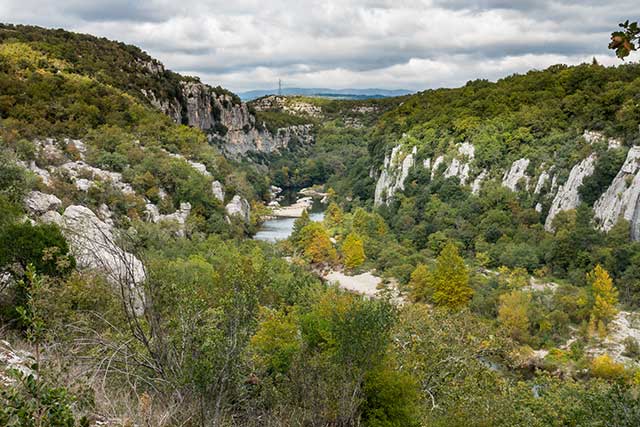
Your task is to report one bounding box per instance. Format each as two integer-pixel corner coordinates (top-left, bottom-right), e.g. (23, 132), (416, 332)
(253, 194), (326, 242)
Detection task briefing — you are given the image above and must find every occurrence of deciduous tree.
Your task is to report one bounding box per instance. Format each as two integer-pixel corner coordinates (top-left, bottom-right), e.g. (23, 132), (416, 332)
(430, 242), (472, 310)
(342, 232), (365, 270)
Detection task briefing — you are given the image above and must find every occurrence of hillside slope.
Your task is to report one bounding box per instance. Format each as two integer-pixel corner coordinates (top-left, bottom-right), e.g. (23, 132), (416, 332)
(0, 23), (314, 155)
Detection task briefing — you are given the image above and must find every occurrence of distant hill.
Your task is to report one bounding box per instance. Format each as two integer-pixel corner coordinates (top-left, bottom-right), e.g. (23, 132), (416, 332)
(239, 87), (412, 101)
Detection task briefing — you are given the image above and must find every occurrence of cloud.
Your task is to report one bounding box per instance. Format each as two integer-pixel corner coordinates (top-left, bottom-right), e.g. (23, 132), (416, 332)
(1, 0), (639, 92)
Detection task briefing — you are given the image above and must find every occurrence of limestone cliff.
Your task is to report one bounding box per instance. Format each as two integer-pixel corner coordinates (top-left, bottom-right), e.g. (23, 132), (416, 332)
(142, 65), (313, 155)
(594, 147), (640, 239)
(544, 154), (597, 231)
(374, 145), (416, 206)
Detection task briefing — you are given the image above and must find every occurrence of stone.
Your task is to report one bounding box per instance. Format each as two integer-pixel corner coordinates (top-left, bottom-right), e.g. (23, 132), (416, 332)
(471, 170), (488, 195)
(444, 142), (475, 184)
(594, 146), (640, 239)
(502, 158), (530, 192)
(545, 154), (597, 231)
(431, 155), (445, 179)
(144, 202), (192, 236)
(212, 180), (225, 202)
(533, 170), (550, 195)
(42, 205), (145, 315)
(24, 191), (61, 215)
(225, 195), (251, 222)
(374, 145), (416, 206)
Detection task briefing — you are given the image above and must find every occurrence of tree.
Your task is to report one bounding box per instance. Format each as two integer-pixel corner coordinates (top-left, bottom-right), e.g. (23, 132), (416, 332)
(498, 290), (531, 343)
(299, 222), (337, 264)
(342, 232), (365, 270)
(290, 209), (311, 246)
(324, 201), (344, 228)
(409, 264), (430, 302)
(430, 242), (472, 310)
(610, 20), (639, 59)
(588, 264), (619, 329)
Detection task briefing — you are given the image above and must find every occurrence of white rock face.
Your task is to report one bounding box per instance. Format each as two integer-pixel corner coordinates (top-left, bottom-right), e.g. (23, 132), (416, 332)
(544, 154), (597, 231)
(584, 130), (622, 149)
(24, 191), (61, 215)
(444, 142), (475, 185)
(594, 146), (640, 238)
(18, 160), (52, 185)
(471, 170), (488, 195)
(60, 161), (134, 195)
(188, 161), (210, 176)
(211, 180), (225, 202)
(431, 155), (445, 179)
(374, 145), (417, 206)
(502, 158), (530, 192)
(587, 311), (640, 364)
(145, 202), (192, 236)
(533, 170), (550, 195)
(43, 205), (145, 314)
(225, 195), (251, 222)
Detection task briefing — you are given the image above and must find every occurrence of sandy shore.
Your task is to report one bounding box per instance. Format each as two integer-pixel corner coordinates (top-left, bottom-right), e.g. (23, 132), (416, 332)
(323, 270), (382, 297)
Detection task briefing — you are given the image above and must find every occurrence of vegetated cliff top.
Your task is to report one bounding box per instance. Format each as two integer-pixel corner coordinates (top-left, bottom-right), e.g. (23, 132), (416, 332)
(0, 23), (240, 108)
(370, 62), (640, 167)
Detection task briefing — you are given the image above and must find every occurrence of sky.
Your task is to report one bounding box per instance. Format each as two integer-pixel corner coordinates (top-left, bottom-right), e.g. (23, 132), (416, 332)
(2, 0), (640, 93)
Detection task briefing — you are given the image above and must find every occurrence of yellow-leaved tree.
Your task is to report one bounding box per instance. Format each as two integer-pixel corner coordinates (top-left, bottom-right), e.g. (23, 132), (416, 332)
(498, 290), (531, 343)
(409, 264), (430, 303)
(299, 222), (337, 265)
(430, 242), (472, 310)
(342, 232), (365, 270)
(324, 201), (344, 229)
(588, 264), (619, 333)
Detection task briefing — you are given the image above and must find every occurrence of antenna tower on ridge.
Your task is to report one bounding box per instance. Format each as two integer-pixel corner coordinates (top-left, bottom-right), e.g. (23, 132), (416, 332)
(278, 79), (282, 96)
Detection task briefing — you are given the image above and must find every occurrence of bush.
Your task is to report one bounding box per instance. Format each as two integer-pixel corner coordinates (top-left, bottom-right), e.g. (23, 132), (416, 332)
(0, 222), (75, 278)
(590, 354), (626, 380)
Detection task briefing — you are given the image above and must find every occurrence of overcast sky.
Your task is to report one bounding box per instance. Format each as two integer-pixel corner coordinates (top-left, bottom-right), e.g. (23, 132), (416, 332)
(2, 0), (640, 93)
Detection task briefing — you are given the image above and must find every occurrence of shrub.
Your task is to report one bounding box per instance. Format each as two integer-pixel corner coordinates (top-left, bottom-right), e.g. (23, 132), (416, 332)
(590, 354), (626, 380)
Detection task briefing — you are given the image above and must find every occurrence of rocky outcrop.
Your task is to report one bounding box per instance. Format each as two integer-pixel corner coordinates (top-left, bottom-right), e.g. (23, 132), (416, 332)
(43, 205), (145, 315)
(374, 145), (417, 206)
(431, 156), (445, 179)
(444, 142), (475, 185)
(471, 170), (488, 195)
(502, 158), (530, 192)
(253, 95), (323, 118)
(151, 81), (314, 156)
(145, 202), (192, 237)
(24, 191), (61, 215)
(211, 180), (225, 202)
(583, 130), (622, 149)
(61, 161), (135, 194)
(225, 195), (251, 222)
(594, 147), (640, 239)
(225, 124), (314, 156)
(545, 154), (597, 231)
(533, 170), (551, 195)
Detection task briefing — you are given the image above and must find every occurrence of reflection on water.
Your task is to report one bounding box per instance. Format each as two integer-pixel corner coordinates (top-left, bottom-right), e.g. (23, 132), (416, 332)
(254, 195), (325, 242)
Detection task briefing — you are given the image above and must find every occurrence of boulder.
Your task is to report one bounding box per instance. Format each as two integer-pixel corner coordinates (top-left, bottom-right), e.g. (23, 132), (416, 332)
(43, 205), (145, 315)
(24, 191), (61, 215)
(144, 202), (192, 236)
(211, 180), (225, 202)
(225, 195), (251, 222)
